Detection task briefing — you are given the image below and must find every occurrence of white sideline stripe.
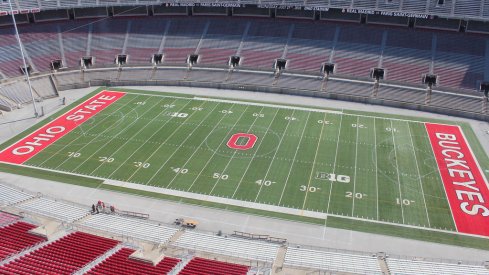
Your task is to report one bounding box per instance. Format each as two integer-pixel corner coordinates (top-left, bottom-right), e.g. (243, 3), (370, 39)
(2, 162), (489, 239)
(193, 97), (343, 114)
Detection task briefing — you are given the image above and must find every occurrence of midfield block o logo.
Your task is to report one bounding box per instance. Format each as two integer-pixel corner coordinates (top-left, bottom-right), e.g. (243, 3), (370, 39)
(227, 133), (257, 150)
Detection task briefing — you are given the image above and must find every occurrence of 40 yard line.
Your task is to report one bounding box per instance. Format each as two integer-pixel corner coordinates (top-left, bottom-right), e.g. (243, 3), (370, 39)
(391, 120), (405, 224)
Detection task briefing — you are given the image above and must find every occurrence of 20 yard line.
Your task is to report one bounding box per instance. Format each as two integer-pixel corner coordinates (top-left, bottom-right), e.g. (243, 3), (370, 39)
(37, 95), (141, 166)
(253, 110), (298, 203)
(407, 122), (431, 227)
(231, 108), (280, 199)
(351, 117), (360, 216)
(391, 120), (405, 224)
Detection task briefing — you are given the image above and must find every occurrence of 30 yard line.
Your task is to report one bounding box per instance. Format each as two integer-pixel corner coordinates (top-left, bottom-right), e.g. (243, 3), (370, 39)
(231, 108), (280, 199)
(209, 107), (265, 195)
(128, 100), (212, 183)
(300, 112), (325, 212)
(84, 98), (181, 175)
(36, 95), (141, 166)
(186, 104), (246, 192)
(391, 120), (405, 224)
(278, 110), (311, 205)
(54, 96), (157, 170)
(351, 117), (360, 216)
(407, 122), (431, 227)
(106, 98), (190, 179)
(253, 110), (298, 203)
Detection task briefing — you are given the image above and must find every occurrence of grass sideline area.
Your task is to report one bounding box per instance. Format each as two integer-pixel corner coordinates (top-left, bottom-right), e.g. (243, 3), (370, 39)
(1, 87), (488, 250)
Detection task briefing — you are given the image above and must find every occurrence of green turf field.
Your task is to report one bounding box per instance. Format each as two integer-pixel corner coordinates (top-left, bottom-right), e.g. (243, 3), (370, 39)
(13, 89), (469, 233)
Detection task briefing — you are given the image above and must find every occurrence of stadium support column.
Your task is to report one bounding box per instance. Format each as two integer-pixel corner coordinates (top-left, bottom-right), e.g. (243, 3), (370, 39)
(480, 82), (489, 113)
(8, 0), (39, 117)
(423, 74), (437, 104)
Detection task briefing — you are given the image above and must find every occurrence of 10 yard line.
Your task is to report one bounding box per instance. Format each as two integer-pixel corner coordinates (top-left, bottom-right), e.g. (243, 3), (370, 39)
(407, 122), (431, 227)
(391, 120), (405, 224)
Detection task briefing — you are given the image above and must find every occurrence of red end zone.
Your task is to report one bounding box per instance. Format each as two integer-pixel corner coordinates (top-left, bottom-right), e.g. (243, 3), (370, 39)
(426, 123), (489, 237)
(0, 90), (125, 165)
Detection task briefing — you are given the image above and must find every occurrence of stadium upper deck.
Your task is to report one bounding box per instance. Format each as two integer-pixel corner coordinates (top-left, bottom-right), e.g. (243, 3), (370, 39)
(0, 0), (489, 21)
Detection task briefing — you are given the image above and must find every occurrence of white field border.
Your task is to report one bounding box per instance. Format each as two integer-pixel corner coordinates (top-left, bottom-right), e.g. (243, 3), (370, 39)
(2, 161), (488, 239)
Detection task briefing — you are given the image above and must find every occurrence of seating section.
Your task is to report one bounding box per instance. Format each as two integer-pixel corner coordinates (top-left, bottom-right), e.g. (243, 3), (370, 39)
(0, 17), (486, 92)
(85, 247), (180, 275)
(0, 212), (19, 227)
(81, 214), (179, 244)
(178, 257), (249, 275)
(0, 184), (34, 206)
(284, 246), (382, 274)
(0, 222), (45, 261)
(174, 231), (280, 262)
(17, 197), (89, 222)
(0, 231), (119, 275)
(386, 258), (489, 275)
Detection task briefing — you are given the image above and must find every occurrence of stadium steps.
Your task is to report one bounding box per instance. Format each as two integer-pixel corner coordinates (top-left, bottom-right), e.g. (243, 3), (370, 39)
(378, 255), (390, 275)
(167, 255), (193, 275)
(271, 246), (287, 274)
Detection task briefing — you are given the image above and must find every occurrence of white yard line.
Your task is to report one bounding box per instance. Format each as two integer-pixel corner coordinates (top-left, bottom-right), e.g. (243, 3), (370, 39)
(278, 111), (311, 205)
(407, 122), (431, 227)
(66, 97), (167, 172)
(351, 117), (360, 216)
(131, 100), (214, 184)
(208, 107), (265, 195)
(374, 118), (379, 220)
(253, 110), (298, 203)
(324, 113), (343, 229)
(37, 95), (141, 167)
(300, 112), (324, 212)
(391, 120), (405, 224)
(186, 104), (245, 192)
(105, 98), (186, 178)
(164, 105), (242, 190)
(231, 109), (280, 199)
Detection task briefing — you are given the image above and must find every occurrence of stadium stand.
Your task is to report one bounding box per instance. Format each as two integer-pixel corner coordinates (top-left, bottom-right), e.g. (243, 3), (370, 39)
(284, 246), (382, 274)
(0, 212), (19, 227)
(386, 257), (489, 275)
(0, 184), (34, 206)
(85, 247), (180, 275)
(0, 231), (119, 275)
(0, 222), (45, 261)
(178, 257), (250, 275)
(17, 197), (89, 222)
(81, 213), (179, 244)
(174, 230), (280, 262)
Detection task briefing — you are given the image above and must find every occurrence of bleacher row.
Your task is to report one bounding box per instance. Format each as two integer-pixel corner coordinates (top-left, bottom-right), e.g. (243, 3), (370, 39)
(0, 183), (488, 274)
(0, 16), (485, 92)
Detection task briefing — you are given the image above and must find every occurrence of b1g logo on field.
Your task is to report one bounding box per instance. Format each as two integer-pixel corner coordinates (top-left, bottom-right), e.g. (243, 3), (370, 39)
(227, 133), (257, 150)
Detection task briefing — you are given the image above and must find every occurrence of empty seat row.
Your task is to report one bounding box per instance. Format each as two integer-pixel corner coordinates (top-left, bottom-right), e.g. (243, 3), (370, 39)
(0, 231), (119, 275)
(0, 221), (46, 261)
(17, 197), (89, 222)
(178, 257), (249, 275)
(0, 184), (34, 206)
(86, 247), (180, 275)
(386, 258), (489, 275)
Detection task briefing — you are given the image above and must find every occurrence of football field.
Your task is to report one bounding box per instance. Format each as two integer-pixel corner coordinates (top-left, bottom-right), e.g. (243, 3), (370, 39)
(2, 89), (489, 239)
